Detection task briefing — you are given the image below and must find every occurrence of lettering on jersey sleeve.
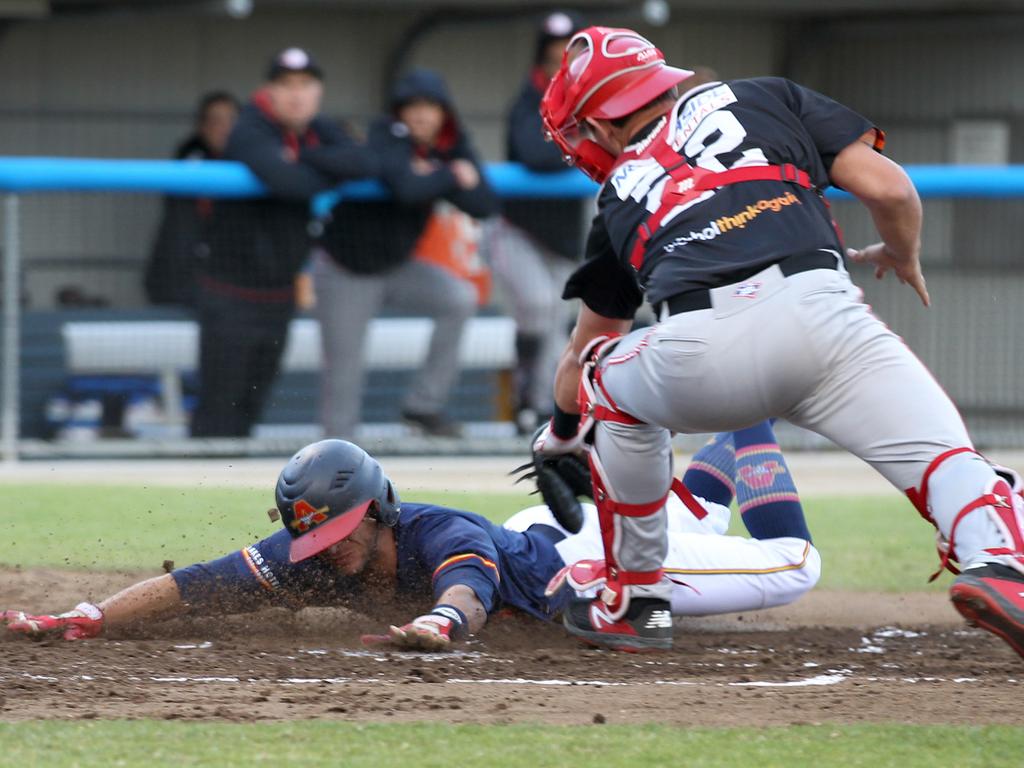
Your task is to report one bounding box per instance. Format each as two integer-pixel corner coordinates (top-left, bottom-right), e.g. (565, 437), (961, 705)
(241, 545), (281, 591)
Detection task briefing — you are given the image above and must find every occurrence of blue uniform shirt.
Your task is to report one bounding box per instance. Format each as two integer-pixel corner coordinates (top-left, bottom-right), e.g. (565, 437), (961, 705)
(172, 503), (568, 621)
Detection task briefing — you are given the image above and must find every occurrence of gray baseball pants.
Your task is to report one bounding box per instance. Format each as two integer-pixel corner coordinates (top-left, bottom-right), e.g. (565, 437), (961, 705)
(592, 254), (1011, 599)
(312, 251), (476, 438)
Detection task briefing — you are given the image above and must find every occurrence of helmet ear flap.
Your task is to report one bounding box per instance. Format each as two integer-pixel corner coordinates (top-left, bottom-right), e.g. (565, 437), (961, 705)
(377, 478), (401, 527)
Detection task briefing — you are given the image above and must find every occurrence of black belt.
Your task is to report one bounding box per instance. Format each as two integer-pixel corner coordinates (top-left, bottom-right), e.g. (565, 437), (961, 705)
(656, 251), (840, 316)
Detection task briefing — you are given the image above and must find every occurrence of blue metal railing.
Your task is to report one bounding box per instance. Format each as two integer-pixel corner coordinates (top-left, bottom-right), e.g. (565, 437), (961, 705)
(3, 157), (1024, 460)
(1, 157), (1023, 206)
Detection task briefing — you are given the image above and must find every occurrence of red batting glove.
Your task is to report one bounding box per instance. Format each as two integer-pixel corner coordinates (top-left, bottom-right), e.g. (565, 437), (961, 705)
(2, 602), (104, 640)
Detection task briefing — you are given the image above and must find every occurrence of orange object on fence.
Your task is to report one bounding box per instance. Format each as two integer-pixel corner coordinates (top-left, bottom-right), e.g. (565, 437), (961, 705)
(414, 202), (492, 306)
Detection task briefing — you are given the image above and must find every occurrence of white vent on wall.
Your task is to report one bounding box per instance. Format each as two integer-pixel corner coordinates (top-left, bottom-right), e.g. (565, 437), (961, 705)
(950, 119), (1010, 165)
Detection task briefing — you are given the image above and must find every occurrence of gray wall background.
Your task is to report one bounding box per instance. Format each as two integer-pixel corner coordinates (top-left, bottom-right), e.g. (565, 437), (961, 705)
(1, 3), (1022, 443)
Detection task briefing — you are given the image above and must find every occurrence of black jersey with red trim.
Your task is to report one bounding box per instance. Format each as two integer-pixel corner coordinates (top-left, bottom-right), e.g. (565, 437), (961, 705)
(171, 502), (567, 622)
(564, 77), (881, 317)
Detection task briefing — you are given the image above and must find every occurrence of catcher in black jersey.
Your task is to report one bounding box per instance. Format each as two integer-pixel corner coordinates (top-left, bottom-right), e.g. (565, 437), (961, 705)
(533, 25), (1024, 655)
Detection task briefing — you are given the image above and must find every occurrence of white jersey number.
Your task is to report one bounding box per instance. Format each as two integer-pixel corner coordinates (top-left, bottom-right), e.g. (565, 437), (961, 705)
(684, 109), (768, 172)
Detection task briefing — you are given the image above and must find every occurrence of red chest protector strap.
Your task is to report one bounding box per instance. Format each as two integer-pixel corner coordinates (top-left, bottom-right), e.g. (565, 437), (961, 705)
(623, 127), (814, 271)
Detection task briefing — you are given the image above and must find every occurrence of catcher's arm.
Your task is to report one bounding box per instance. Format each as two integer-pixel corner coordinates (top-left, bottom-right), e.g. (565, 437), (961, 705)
(3, 574), (184, 640)
(554, 304), (632, 414)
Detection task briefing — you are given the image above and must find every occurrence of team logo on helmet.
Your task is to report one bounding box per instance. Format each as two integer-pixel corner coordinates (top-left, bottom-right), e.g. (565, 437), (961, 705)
(290, 499), (330, 532)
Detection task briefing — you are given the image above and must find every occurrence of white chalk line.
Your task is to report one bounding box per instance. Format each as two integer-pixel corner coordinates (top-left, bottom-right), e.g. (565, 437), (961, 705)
(4, 669), (1012, 689)
(4, 625), (1003, 691)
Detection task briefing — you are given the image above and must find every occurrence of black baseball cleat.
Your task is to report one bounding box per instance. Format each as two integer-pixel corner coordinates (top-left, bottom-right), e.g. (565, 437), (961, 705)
(950, 563), (1024, 660)
(562, 596), (673, 652)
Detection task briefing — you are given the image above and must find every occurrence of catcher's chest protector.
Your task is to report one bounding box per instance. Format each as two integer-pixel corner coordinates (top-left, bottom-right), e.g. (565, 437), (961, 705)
(607, 103), (813, 272)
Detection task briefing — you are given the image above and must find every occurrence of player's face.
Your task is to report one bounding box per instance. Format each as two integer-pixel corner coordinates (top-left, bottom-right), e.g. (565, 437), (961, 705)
(582, 117), (620, 155)
(266, 72), (323, 132)
(398, 98), (446, 146)
(320, 518), (379, 577)
(199, 100), (238, 156)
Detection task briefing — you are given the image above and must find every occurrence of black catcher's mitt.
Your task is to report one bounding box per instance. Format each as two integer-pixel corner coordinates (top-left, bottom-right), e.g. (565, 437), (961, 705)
(512, 450), (592, 534)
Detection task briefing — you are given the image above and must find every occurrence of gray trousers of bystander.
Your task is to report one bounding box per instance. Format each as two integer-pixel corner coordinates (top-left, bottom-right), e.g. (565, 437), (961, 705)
(312, 250), (477, 438)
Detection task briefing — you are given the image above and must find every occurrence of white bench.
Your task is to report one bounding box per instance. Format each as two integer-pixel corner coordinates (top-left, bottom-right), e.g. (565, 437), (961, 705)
(61, 316), (518, 426)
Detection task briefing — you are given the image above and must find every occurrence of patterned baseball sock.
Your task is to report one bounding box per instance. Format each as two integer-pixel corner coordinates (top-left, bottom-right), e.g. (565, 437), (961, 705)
(734, 420), (812, 542)
(683, 431), (736, 508)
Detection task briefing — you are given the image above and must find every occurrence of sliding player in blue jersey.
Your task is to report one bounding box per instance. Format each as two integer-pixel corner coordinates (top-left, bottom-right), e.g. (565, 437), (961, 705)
(4, 425), (818, 650)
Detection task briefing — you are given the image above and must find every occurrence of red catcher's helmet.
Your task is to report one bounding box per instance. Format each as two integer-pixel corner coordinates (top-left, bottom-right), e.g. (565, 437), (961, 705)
(540, 26), (692, 182)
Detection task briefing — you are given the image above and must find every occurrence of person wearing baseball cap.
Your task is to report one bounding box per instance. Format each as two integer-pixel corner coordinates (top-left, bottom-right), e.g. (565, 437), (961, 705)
(192, 47), (379, 439)
(266, 46), (324, 82)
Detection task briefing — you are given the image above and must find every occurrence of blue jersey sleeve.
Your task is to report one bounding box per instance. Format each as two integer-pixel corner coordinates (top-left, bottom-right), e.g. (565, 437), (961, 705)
(170, 528), (333, 612)
(405, 512), (503, 612)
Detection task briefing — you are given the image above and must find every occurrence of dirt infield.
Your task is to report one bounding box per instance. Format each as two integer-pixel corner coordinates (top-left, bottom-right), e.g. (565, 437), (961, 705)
(2, 567), (1021, 727)
(4, 453), (1024, 726)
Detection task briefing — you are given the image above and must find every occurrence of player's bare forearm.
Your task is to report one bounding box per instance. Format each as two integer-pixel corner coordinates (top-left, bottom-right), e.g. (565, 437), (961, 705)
(554, 336), (583, 414)
(830, 138), (928, 305)
(98, 574), (186, 630)
(555, 305), (633, 413)
(832, 138), (922, 258)
(435, 584), (487, 634)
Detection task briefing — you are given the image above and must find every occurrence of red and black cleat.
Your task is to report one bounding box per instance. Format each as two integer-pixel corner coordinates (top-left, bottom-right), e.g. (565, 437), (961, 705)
(950, 563), (1024, 660)
(562, 596), (673, 652)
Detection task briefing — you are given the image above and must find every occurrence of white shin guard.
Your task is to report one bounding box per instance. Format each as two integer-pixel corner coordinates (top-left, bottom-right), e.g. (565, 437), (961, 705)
(926, 451), (1024, 574)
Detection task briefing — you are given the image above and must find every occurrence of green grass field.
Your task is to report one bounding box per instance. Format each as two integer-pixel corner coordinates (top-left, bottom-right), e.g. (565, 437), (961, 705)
(0, 483), (940, 591)
(0, 722), (1020, 768)
(0, 482), (970, 764)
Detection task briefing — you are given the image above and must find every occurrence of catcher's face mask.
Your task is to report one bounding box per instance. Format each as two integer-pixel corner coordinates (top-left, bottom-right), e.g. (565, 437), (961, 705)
(540, 26), (692, 183)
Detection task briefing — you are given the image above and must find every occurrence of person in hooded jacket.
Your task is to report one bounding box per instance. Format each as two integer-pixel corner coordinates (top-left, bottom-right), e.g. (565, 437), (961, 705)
(315, 68), (499, 439)
(191, 48), (378, 438)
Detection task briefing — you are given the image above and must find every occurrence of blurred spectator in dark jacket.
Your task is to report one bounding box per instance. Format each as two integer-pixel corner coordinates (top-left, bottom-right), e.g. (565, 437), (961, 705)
(191, 47), (378, 438)
(486, 10), (586, 434)
(316, 68), (499, 439)
(144, 91), (239, 307)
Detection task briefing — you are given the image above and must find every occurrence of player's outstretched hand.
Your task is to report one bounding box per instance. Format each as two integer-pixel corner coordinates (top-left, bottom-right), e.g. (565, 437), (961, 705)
(385, 611), (460, 652)
(2, 602), (104, 640)
(846, 243), (930, 307)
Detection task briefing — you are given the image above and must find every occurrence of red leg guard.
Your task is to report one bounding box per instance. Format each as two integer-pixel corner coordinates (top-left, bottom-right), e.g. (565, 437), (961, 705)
(909, 449), (1024, 580)
(905, 447), (977, 524)
(588, 451), (666, 619)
